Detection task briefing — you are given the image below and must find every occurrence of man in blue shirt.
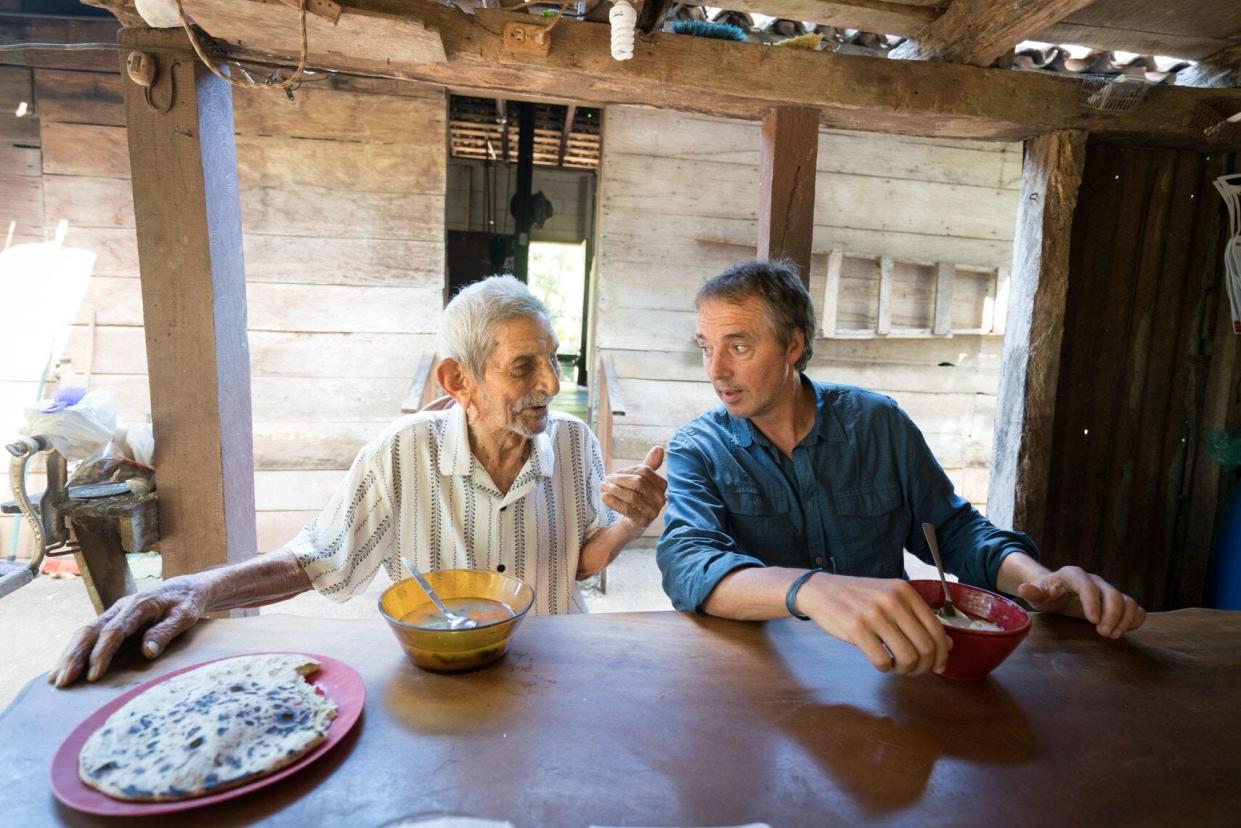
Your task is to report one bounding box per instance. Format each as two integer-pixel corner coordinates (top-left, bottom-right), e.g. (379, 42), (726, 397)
(657, 259), (1146, 676)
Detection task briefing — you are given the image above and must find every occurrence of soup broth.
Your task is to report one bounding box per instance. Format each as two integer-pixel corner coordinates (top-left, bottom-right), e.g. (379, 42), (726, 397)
(400, 597), (515, 630)
(939, 610), (1003, 632)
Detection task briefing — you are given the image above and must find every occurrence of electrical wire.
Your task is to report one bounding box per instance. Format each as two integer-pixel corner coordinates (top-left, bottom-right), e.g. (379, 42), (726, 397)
(173, 0), (309, 90)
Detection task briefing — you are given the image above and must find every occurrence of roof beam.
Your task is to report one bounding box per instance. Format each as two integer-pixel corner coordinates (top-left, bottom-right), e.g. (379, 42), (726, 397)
(170, 0), (1241, 147)
(889, 0), (1100, 66)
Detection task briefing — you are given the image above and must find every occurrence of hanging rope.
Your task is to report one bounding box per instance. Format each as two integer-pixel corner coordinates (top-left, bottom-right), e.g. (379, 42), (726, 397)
(174, 0), (310, 91)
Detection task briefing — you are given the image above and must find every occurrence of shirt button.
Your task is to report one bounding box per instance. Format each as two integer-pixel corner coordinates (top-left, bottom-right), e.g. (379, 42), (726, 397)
(497, 564), (506, 573)
(814, 557), (824, 566)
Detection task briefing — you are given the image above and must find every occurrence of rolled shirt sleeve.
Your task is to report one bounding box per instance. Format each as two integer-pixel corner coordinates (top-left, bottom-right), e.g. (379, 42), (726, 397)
(287, 435), (399, 602)
(657, 430), (766, 613)
(891, 404), (1039, 590)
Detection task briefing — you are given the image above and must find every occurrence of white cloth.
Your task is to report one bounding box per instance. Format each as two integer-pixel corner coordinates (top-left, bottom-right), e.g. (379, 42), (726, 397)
(289, 405), (617, 615)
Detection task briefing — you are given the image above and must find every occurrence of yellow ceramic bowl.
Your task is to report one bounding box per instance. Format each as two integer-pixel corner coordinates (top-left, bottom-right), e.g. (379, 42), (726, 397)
(378, 569), (535, 673)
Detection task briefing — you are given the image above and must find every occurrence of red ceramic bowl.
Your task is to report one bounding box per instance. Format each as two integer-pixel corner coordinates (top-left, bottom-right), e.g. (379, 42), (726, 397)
(908, 579), (1031, 681)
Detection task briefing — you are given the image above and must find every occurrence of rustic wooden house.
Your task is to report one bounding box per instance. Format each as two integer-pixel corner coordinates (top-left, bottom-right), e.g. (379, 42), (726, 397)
(2, 0), (1240, 614)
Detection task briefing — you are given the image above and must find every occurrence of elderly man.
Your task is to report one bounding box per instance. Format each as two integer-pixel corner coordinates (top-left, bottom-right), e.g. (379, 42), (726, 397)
(51, 275), (665, 687)
(658, 259), (1145, 677)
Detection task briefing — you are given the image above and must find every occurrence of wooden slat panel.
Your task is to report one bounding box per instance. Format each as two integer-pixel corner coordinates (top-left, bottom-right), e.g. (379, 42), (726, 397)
(0, 17), (120, 72)
(40, 121), (129, 178)
(234, 135), (445, 194)
(0, 144), (40, 177)
(252, 421), (388, 470)
(603, 107), (1024, 189)
(32, 69), (124, 126)
(0, 66), (39, 145)
(90, 374), (410, 423)
(933, 262), (954, 335)
(75, 276), (443, 333)
(232, 84), (445, 143)
(876, 256), (893, 335)
(0, 173), (44, 237)
(603, 212), (1017, 270)
(61, 326), (439, 378)
(602, 155), (1018, 242)
(241, 188), (446, 240)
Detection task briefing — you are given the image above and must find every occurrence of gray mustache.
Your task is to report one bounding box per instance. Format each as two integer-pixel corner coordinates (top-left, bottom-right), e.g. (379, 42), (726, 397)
(513, 394), (552, 412)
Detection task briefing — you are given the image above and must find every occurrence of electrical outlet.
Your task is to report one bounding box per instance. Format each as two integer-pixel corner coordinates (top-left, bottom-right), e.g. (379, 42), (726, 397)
(502, 22), (551, 56)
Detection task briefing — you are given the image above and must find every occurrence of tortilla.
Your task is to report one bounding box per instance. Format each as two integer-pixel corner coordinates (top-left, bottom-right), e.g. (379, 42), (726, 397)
(78, 653), (337, 802)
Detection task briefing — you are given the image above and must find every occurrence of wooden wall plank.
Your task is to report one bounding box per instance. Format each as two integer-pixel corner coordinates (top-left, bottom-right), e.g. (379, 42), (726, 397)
(0, 144), (40, 177)
(0, 172), (44, 236)
(0, 66), (39, 144)
(61, 326), (438, 378)
(602, 155), (1018, 242)
(40, 121), (129, 178)
(90, 374), (410, 423)
(231, 84), (445, 143)
(33, 68), (124, 126)
(74, 276), (443, 333)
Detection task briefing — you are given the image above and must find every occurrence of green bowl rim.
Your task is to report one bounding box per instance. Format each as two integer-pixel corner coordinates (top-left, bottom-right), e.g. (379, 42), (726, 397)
(377, 568), (537, 633)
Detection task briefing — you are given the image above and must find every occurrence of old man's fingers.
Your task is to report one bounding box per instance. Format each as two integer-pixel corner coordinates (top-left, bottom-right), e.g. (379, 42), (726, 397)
(601, 445), (667, 528)
(49, 579), (208, 687)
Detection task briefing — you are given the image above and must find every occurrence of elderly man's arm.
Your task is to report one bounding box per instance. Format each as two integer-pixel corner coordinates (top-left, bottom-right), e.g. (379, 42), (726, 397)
(578, 445), (666, 578)
(49, 549), (311, 688)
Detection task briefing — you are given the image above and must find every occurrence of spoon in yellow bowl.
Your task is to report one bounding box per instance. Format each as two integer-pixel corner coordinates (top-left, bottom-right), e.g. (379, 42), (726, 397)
(921, 522), (958, 619)
(400, 555), (478, 630)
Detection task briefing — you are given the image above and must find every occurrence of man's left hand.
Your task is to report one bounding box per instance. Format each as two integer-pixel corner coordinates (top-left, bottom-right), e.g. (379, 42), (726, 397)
(601, 445), (666, 535)
(1017, 566), (1146, 638)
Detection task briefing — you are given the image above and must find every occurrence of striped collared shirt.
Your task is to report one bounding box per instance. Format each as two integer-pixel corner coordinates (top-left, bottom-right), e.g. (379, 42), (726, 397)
(289, 404), (616, 615)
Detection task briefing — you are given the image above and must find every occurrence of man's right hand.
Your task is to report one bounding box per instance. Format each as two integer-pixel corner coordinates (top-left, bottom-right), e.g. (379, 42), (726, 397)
(796, 573), (952, 676)
(48, 576), (209, 688)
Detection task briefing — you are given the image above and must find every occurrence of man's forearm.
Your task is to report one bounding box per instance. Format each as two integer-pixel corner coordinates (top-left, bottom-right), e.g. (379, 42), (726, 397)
(199, 548), (313, 611)
(995, 551), (1051, 596)
(577, 520), (642, 579)
(701, 566), (805, 620)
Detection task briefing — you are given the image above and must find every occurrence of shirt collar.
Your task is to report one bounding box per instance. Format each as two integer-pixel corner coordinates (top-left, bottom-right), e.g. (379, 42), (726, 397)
(726, 376), (846, 449)
(438, 402), (556, 480)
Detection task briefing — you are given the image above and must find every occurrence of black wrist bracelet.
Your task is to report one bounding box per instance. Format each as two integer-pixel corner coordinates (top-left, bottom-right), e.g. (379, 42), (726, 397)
(785, 568), (824, 620)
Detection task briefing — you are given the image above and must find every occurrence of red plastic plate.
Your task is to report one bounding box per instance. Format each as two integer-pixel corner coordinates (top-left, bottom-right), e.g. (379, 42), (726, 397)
(50, 652), (365, 816)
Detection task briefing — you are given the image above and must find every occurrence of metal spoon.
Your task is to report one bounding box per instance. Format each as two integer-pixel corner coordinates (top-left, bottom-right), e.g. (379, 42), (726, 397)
(920, 522), (958, 619)
(400, 555), (477, 630)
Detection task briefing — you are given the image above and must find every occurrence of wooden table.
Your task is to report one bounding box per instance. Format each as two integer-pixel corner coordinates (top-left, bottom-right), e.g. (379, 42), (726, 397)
(2, 609), (1239, 827)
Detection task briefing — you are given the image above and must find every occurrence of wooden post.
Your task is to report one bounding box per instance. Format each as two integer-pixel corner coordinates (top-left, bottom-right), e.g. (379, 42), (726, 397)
(118, 29), (257, 580)
(757, 106), (818, 287)
(988, 129), (1087, 538)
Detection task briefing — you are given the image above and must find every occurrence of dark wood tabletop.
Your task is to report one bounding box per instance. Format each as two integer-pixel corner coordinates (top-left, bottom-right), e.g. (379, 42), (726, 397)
(2, 608), (1239, 827)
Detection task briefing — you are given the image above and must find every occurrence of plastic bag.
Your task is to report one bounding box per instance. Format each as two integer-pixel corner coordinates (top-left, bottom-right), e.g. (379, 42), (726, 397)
(1207, 430), (1241, 471)
(23, 388), (118, 461)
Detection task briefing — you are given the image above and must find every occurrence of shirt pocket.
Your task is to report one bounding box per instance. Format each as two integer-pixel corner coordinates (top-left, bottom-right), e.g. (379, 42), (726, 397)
(834, 484), (906, 556)
(719, 488), (791, 558)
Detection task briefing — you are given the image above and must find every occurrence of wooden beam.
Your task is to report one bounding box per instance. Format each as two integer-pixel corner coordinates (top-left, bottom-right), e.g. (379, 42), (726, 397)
(876, 255), (893, 335)
(674, 0), (938, 38)
(118, 28), (258, 580)
(932, 261), (954, 335)
(757, 106), (818, 285)
(636, 0), (671, 35)
(820, 249), (843, 337)
(889, 0), (1100, 66)
(987, 129), (1087, 538)
(558, 103), (575, 166)
(172, 1), (1241, 147)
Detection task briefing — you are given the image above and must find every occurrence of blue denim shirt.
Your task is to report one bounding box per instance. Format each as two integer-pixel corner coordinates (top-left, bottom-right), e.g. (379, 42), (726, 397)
(657, 378), (1038, 613)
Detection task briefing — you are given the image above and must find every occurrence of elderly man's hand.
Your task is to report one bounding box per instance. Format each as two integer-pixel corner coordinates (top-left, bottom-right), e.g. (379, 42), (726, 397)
(601, 445), (667, 535)
(49, 576), (209, 688)
(1017, 566), (1146, 638)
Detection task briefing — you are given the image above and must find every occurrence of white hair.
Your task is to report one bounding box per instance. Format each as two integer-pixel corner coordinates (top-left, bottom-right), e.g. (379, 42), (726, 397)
(439, 275), (550, 378)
